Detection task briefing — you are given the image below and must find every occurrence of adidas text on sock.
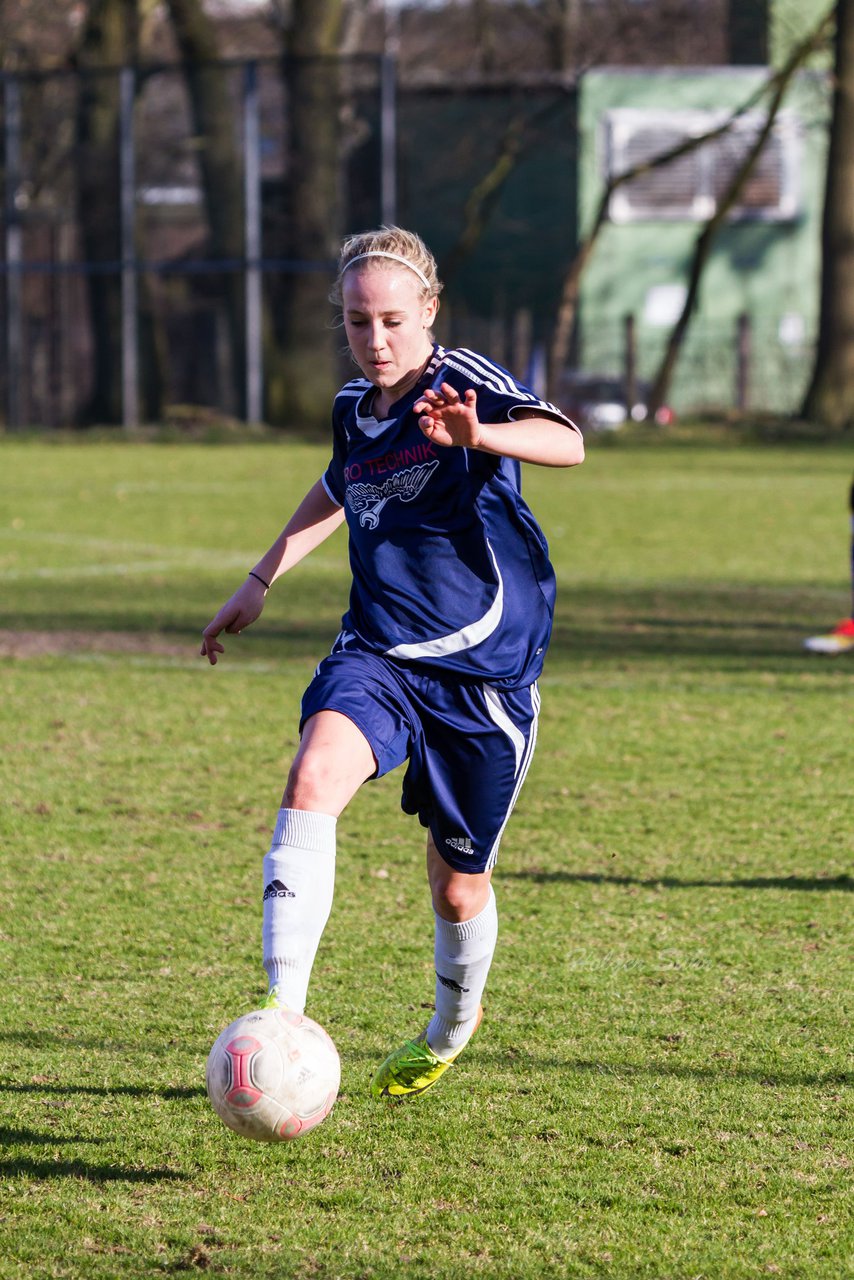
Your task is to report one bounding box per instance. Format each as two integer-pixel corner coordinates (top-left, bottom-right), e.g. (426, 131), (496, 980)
(262, 808), (336, 1013)
(427, 886), (497, 1059)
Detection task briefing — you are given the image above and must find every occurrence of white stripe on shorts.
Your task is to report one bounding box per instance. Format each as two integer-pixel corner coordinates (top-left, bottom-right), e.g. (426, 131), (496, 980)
(483, 681), (540, 869)
(483, 685), (526, 774)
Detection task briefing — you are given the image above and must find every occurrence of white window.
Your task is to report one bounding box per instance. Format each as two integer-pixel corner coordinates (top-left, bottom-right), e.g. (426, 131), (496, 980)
(603, 107), (801, 223)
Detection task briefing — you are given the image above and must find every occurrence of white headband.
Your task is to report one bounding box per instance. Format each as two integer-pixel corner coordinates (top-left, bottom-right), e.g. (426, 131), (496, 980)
(342, 251), (431, 290)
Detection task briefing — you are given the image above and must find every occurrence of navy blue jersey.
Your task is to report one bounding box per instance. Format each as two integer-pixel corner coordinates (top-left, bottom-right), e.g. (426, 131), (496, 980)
(320, 345), (579, 690)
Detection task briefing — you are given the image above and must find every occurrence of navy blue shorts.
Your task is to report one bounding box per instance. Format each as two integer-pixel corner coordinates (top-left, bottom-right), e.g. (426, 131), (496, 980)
(300, 648), (540, 874)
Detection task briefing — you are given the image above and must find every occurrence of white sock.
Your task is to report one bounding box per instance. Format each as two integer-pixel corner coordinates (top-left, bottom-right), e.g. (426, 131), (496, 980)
(426, 886), (498, 1060)
(262, 807), (336, 1013)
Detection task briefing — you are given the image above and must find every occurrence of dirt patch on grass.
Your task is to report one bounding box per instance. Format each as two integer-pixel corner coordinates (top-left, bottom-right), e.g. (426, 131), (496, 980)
(0, 630), (193, 659)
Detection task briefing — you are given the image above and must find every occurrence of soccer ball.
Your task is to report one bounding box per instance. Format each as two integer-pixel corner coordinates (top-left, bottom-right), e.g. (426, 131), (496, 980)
(206, 1007), (340, 1142)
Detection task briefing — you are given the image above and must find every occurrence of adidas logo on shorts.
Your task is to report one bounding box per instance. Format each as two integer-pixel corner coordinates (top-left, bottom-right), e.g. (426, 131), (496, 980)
(445, 836), (474, 856)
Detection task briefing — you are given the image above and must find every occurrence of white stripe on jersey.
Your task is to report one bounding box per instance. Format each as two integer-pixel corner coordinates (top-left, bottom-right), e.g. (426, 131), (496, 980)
(334, 379), (372, 402)
(441, 347), (569, 420)
(425, 348), (446, 381)
(451, 348), (538, 403)
(442, 349), (519, 398)
(383, 538), (504, 662)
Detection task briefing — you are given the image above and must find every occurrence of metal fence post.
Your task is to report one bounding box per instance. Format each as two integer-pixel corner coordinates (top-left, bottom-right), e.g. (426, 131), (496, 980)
(119, 66), (139, 429)
(736, 312), (751, 411)
(244, 60), (263, 424)
(4, 75), (23, 430)
(624, 313), (637, 416)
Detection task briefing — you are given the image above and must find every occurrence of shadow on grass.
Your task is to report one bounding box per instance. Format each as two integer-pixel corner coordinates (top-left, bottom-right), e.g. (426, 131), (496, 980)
(5, 583), (850, 667)
(482, 1055), (852, 1091)
(336, 1045), (851, 1090)
(0, 1079), (205, 1099)
(0, 1125), (106, 1146)
(498, 871), (853, 892)
(0, 1028), (213, 1056)
(0, 618), (340, 663)
(545, 580), (854, 665)
(0, 1131), (107, 1152)
(548, 623), (833, 666)
(0, 1155), (187, 1182)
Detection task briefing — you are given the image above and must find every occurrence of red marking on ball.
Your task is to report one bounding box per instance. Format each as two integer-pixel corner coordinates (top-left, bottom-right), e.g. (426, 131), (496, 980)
(225, 1034), (263, 1108)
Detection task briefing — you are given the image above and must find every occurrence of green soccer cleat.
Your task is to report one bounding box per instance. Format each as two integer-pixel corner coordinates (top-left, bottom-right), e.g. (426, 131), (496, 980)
(371, 1006), (483, 1100)
(259, 985), (287, 1010)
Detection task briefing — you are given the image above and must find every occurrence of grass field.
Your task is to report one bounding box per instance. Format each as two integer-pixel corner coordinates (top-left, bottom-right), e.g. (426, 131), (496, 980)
(1, 436), (851, 1279)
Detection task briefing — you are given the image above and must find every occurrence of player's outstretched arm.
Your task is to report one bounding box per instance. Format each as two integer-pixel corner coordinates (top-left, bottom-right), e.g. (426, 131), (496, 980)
(414, 384), (584, 468)
(200, 479), (345, 665)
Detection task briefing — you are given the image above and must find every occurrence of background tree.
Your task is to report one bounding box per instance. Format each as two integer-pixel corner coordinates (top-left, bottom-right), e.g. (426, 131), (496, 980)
(74, 0), (138, 423)
(73, 0), (168, 424)
(163, 0), (247, 417)
(802, 0), (854, 431)
(265, 0), (344, 428)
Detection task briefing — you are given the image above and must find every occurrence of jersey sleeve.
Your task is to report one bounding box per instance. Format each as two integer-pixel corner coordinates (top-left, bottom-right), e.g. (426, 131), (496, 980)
(431, 347), (581, 434)
(321, 399), (349, 507)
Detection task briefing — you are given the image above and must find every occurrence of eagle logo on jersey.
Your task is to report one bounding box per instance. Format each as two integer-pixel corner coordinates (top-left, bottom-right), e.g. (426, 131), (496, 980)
(346, 459), (440, 529)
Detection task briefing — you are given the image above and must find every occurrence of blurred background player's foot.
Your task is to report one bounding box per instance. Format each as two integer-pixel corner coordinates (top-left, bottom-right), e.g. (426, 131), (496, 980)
(803, 618), (854, 654)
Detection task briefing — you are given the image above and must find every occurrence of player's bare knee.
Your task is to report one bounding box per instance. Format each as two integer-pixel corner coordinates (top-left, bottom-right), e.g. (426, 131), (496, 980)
(282, 753), (328, 810)
(430, 873), (489, 923)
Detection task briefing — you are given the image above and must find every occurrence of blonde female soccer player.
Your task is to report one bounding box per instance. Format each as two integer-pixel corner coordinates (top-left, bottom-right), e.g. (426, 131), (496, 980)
(201, 227), (584, 1098)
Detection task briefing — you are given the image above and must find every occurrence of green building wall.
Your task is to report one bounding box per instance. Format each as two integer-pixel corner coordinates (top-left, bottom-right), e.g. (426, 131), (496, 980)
(771, 0), (834, 67)
(577, 68), (830, 414)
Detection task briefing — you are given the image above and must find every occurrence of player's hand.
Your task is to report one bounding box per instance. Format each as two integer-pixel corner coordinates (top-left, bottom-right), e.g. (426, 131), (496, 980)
(414, 384), (483, 450)
(200, 577), (268, 665)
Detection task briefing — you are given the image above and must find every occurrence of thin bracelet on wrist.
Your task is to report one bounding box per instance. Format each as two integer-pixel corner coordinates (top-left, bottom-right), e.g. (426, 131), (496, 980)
(248, 570), (270, 590)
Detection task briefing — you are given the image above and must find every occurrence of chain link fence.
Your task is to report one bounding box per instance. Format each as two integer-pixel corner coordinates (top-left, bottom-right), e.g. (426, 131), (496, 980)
(1, 56), (814, 429)
(581, 312), (814, 417)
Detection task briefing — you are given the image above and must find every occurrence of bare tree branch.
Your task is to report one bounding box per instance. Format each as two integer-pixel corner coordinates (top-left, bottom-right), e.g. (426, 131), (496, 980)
(646, 7), (834, 416)
(546, 12), (833, 396)
(802, 0), (854, 430)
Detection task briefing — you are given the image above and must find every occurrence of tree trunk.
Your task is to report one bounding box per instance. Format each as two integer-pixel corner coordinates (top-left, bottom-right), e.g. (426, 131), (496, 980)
(164, 0), (247, 417)
(802, 0), (854, 431)
(472, 0), (498, 73)
(74, 0), (165, 424)
(547, 0), (582, 73)
(74, 0), (133, 423)
(266, 0), (343, 428)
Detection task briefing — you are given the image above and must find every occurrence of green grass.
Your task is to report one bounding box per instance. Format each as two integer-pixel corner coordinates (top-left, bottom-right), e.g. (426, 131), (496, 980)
(0, 437), (852, 1279)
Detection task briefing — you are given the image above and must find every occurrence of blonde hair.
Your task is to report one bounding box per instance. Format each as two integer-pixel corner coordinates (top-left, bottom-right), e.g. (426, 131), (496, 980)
(330, 226), (443, 305)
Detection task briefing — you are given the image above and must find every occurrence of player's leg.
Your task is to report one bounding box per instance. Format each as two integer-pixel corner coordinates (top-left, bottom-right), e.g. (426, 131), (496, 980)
(370, 840), (499, 1102)
(263, 649), (415, 1014)
(424, 836), (496, 1059)
(371, 678), (539, 1099)
(262, 710), (376, 1012)
(426, 840), (493, 922)
(284, 708), (377, 815)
